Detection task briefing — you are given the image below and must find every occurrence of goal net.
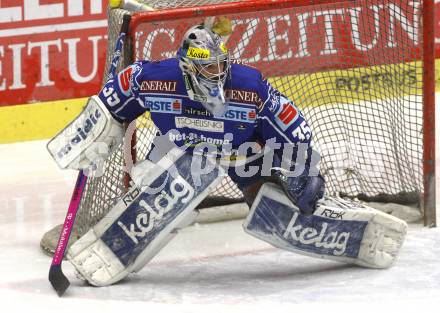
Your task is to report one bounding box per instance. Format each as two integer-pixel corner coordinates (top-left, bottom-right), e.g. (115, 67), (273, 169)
(40, 0), (435, 254)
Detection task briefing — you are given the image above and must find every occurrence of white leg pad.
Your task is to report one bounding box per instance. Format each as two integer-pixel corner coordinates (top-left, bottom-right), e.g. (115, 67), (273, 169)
(243, 183), (407, 269)
(67, 148), (224, 286)
(68, 230), (127, 285)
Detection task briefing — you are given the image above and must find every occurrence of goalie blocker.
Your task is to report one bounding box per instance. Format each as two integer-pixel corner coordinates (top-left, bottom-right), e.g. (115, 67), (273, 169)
(47, 96), (124, 171)
(244, 183), (407, 269)
(67, 148), (225, 286)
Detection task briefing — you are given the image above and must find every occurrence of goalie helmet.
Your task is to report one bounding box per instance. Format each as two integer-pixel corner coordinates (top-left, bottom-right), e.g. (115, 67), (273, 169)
(177, 24), (231, 116)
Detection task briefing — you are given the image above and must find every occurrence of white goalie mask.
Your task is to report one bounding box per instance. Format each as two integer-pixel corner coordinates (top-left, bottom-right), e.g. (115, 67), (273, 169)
(177, 25), (231, 116)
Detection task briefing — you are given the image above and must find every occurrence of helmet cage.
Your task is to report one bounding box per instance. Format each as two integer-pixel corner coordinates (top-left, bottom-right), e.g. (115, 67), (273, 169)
(177, 25), (231, 115)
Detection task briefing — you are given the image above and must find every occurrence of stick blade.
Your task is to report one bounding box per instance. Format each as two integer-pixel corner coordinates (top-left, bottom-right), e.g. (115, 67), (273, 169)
(49, 265), (70, 297)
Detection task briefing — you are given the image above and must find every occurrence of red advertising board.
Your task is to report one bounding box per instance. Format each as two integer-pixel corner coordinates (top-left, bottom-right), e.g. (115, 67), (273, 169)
(0, 1), (108, 106)
(135, 0), (425, 77)
(0, 0), (440, 107)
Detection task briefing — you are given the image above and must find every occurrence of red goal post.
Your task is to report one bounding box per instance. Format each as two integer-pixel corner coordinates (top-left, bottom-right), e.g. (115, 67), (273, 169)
(422, 0), (436, 227)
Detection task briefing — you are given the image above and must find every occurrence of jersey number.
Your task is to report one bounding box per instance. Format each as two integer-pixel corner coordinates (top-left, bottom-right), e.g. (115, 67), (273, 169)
(102, 86), (121, 107)
(292, 121), (312, 141)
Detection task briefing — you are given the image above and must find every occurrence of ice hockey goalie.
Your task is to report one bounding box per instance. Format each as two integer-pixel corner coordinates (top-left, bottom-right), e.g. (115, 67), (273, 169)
(48, 21), (407, 286)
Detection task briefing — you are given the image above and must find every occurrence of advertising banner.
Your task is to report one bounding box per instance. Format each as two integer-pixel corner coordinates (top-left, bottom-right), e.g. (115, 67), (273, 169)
(137, 0), (428, 77)
(0, 1), (108, 106)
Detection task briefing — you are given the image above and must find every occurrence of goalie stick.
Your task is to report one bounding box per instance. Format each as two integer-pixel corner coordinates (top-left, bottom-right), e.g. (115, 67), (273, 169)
(48, 14), (132, 297)
(48, 170), (86, 296)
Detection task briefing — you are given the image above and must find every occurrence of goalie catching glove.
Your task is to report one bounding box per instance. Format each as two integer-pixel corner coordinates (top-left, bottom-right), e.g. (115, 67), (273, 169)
(47, 96), (124, 171)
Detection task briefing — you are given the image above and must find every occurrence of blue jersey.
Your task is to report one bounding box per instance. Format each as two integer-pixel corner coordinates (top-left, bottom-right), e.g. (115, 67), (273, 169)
(98, 58), (312, 163)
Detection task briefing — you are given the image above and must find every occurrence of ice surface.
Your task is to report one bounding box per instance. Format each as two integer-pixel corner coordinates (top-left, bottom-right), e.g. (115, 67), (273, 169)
(0, 134), (439, 312)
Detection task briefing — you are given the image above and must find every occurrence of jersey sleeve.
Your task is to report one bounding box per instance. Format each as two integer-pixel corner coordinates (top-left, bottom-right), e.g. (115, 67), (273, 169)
(255, 76), (312, 148)
(98, 61), (148, 123)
